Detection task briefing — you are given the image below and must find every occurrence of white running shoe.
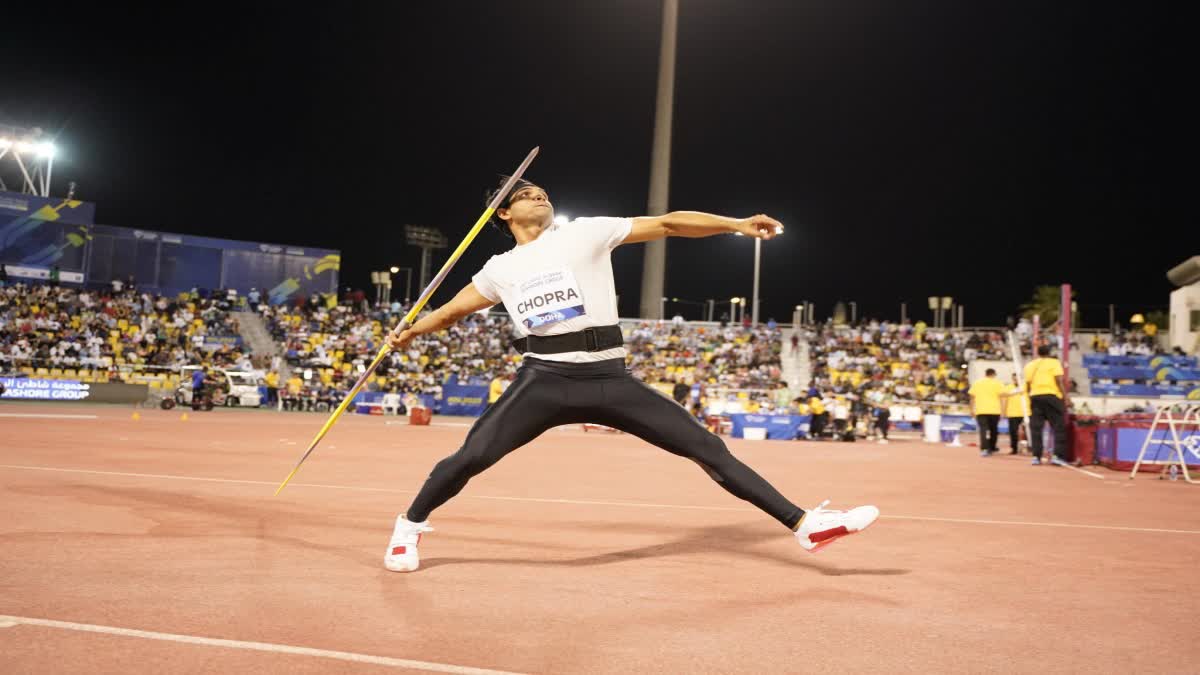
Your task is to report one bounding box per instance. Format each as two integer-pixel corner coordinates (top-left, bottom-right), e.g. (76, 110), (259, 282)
(794, 500), (880, 553)
(384, 516), (434, 572)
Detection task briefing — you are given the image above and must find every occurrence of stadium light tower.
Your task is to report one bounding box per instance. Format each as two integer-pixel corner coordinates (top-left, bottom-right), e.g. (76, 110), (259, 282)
(0, 124), (57, 196)
(404, 225), (449, 292)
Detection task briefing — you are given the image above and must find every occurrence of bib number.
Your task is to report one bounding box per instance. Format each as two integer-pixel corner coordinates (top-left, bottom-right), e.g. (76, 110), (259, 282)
(514, 268), (586, 329)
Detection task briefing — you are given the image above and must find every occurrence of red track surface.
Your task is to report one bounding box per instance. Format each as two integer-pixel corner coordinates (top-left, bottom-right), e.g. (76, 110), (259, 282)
(2, 403), (1199, 673)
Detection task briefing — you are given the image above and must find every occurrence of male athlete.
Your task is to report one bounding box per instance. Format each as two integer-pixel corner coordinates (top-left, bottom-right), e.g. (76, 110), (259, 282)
(383, 179), (879, 571)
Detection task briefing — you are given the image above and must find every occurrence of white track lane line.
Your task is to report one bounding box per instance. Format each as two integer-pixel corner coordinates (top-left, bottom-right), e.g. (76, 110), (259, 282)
(0, 614), (527, 675)
(0, 413), (99, 419)
(1, 463), (1198, 535)
(1059, 463), (1106, 479)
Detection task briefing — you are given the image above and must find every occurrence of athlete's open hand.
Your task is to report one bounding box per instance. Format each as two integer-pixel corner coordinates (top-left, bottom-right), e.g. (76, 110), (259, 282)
(734, 214), (783, 240)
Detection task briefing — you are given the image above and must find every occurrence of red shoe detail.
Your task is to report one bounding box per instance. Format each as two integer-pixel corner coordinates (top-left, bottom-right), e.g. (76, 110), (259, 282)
(391, 546), (407, 555)
(809, 526), (849, 543)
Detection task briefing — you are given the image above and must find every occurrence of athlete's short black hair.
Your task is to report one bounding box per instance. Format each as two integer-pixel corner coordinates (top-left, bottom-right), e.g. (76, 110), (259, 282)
(486, 176), (544, 239)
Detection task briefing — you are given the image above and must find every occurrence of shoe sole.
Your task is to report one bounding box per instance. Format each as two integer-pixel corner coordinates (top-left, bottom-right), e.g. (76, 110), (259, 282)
(803, 512), (880, 554)
(384, 554), (419, 572)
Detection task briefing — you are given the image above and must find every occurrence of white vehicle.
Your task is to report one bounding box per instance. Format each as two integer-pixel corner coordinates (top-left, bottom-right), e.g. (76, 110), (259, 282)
(179, 367), (263, 407)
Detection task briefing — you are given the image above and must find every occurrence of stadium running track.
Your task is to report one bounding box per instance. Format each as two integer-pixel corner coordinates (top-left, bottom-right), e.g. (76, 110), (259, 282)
(2, 402), (1199, 673)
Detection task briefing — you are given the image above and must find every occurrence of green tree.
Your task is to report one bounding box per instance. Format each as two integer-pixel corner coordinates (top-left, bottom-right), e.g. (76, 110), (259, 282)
(1020, 285), (1071, 323)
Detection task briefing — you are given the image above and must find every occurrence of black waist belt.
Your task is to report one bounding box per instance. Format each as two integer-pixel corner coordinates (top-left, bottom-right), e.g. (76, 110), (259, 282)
(511, 325), (624, 355)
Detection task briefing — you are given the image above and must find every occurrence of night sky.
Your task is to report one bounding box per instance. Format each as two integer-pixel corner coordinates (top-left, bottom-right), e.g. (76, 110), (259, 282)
(2, 1), (1192, 326)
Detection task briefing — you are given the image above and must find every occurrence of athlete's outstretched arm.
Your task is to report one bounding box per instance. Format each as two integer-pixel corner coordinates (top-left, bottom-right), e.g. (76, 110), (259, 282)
(387, 283), (494, 351)
(622, 212), (782, 245)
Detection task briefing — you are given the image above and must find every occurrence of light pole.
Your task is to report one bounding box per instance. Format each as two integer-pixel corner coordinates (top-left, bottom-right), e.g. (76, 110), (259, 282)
(390, 266), (413, 304)
(639, 0), (678, 319)
(729, 296), (740, 323)
(751, 236), (762, 326)
(849, 301), (857, 325)
(734, 231), (764, 325)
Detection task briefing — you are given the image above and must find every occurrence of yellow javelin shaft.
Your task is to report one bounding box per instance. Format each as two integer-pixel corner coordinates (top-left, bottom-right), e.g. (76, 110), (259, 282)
(274, 147), (539, 495)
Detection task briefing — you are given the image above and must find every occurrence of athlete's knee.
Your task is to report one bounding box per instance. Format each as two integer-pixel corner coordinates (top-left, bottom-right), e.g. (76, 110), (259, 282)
(691, 431), (735, 468)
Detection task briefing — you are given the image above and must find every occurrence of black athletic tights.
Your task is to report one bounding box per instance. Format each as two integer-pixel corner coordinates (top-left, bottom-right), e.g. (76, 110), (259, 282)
(406, 357), (804, 529)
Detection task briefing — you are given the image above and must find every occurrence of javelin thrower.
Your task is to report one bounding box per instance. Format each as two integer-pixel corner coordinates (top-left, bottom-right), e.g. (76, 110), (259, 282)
(382, 178), (880, 571)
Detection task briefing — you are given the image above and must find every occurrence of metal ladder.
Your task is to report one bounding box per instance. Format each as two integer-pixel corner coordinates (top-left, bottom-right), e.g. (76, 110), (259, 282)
(1129, 402), (1200, 483)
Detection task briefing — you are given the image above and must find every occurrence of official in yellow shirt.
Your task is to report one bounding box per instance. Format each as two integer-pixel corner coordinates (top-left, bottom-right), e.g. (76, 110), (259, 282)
(968, 369), (1005, 455)
(283, 375), (304, 412)
(265, 370), (280, 408)
(808, 395), (828, 440)
(1003, 374), (1028, 455)
(488, 376), (506, 405)
(1023, 345), (1067, 464)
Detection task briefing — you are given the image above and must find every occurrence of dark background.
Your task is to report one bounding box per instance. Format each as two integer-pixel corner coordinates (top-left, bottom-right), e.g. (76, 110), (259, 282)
(2, 1), (1191, 326)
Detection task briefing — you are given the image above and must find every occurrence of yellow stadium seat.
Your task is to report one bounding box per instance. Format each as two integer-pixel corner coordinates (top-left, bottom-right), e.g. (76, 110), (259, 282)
(35, 367), (49, 376)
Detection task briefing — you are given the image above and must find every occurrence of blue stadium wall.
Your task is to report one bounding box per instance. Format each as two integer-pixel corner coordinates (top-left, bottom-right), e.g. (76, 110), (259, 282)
(0, 191), (339, 304)
(0, 192), (95, 276)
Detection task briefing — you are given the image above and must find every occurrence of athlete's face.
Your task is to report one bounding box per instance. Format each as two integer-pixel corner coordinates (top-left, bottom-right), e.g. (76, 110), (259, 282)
(498, 185), (554, 230)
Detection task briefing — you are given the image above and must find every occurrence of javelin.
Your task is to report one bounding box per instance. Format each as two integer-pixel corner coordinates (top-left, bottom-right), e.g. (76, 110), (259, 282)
(274, 146), (540, 495)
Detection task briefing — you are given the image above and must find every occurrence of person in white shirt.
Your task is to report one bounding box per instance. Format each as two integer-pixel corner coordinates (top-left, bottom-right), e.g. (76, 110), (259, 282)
(381, 178), (879, 572)
(381, 390), (403, 415)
